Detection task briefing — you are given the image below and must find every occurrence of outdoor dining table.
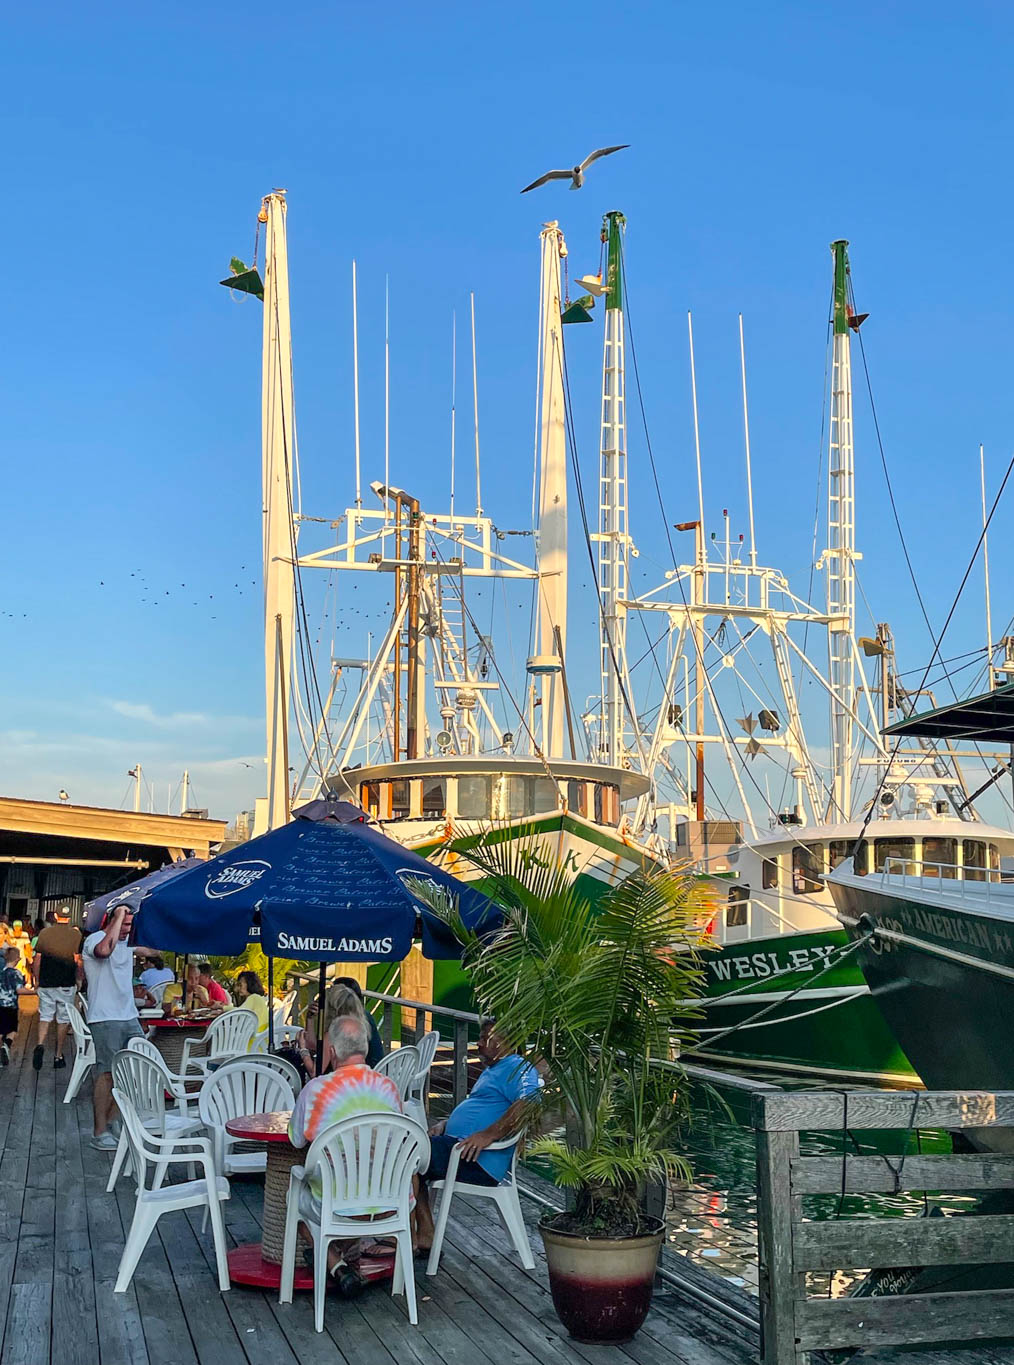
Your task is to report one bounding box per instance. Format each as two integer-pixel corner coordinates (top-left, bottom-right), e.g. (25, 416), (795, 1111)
(224, 1109), (313, 1290)
(145, 1015), (213, 1074)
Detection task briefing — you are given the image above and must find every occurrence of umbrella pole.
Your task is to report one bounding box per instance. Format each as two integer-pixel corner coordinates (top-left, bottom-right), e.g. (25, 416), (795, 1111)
(268, 955), (275, 1051)
(182, 953), (188, 1010)
(315, 962), (326, 1076)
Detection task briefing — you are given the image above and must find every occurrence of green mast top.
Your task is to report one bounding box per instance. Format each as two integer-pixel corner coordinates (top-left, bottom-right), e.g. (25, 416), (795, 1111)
(831, 239), (850, 336)
(603, 211), (626, 311)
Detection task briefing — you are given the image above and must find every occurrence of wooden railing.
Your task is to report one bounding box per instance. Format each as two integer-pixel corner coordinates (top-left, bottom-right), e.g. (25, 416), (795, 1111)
(754, 1087), (1014, 1363)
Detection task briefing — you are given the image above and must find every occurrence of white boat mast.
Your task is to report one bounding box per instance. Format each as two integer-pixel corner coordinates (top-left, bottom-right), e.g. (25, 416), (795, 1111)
(261, 191), (297, 830)
(596, 211), (633, 766)
(822, 240), (858, 821)
(529, 221), (569, 759)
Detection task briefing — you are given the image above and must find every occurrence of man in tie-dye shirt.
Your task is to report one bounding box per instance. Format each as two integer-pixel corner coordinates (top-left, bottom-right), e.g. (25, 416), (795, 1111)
(289, 1014), (403, 1149)
(288, 1014), (407, 1275)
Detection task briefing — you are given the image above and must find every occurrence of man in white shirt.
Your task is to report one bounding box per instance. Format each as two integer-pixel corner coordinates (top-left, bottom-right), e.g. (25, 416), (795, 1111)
(82, 903), (158, 1149)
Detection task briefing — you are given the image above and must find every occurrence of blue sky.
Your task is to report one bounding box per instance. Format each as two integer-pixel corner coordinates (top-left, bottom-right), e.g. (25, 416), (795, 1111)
(2, 2), (1012, 821)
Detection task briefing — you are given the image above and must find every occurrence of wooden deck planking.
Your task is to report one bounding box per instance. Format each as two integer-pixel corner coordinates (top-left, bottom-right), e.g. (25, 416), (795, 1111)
(0, 1007), (759, 1365)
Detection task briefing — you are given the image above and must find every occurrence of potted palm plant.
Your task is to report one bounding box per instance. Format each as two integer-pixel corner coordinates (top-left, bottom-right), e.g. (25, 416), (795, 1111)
(413, 844), (710, 1343)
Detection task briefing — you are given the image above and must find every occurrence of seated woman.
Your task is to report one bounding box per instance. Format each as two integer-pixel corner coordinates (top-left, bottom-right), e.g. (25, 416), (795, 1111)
(229, 969), (269, 1047)
(330, 976), (384, 1066)
(162, 963), (210, 1014)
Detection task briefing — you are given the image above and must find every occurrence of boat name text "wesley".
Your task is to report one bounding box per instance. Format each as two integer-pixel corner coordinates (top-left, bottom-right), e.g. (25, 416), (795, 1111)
(709, 944), (837, 982)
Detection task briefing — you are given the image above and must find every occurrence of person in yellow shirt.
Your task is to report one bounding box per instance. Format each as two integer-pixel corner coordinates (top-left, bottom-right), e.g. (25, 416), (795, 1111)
(230, 969), (269, 1049)
(162, 963), (210, 1014)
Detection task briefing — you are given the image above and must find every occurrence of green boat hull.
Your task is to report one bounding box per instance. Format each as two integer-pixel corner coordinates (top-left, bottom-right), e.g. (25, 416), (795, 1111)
(832, 876), (1014, 1092)
(398, 810), (661, 1017)
(695, 928), (916, 1085)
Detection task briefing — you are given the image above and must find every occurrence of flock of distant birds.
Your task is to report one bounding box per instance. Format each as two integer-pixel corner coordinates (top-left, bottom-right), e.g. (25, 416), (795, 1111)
(2, 145), (629, 635)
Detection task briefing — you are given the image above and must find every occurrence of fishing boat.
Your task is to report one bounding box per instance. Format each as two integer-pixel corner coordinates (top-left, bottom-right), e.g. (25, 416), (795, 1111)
(245, 196), (664, 1008)
(827, 682), (1014, 1092)
(242, 196), (1010, 1068)
(610, 240), (1014, 1084)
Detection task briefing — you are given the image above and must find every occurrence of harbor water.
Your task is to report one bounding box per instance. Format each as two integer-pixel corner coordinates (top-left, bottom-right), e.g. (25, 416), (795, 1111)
(666, 1073), (981, 1297)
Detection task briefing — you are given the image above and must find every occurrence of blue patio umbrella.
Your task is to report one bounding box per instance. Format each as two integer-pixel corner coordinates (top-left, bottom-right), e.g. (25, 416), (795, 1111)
(138, 797), (499, 962)
(83, 857), (205, 932)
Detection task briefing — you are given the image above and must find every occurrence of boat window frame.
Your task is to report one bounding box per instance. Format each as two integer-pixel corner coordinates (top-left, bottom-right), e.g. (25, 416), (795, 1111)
(792, 843), (823, 895)
(725, 885), (749, 928)
(921, 836), (956, 879)
(875, 836), (916, 876)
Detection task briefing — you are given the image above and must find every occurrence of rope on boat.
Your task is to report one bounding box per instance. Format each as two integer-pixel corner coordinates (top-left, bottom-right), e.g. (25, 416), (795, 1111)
(694, 990), (866, 1035)
(683, 930), (875, 1054)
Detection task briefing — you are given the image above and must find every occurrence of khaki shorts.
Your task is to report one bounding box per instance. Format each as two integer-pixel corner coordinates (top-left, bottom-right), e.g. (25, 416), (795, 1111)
(38, 987), (76, 1024)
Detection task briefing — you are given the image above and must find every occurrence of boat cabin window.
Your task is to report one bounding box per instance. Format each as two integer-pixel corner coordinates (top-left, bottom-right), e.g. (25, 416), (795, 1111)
(875, 837), (915, 875)
(921, 837), (956, 878)
(457, 775), (492, 820)
(594, 783), (620, 827)
(853, 841), (868, 876)
(361, 782), (380, 819)
(422, 778), (446, 818)
(502, 775), (561, 819)
(962, 839), (987, 882)
(568, 780), (589, 818)
(828, 840), (851, 871)
(726, 886), (749, 927)
(762, 856), (779, 889)
(391, 780), (411, 819)
(792, 844), (823, 894)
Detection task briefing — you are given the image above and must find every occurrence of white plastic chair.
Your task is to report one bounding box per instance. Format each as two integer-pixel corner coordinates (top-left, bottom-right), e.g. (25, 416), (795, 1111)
(405, 1031), (440, 1129)
(180, 1008), (258, 1077)
(375, 1044), (420, 1101)
(271, 991), (301, 1046)
(426, 1134), (534, 1275)
(198, 1059), (297, 1178)
(112, 1087), (231, 1294)
(126, 1036), (199, 1117)
(107, 1051), (204, 1192)
(216, 1050), (302, 1096)
(280, 1113), (429, 1332)
(63, 1003), (95, 1104)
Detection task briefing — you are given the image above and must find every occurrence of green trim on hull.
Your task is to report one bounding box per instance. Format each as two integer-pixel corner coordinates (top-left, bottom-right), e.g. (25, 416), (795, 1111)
(698, 928), (915, 1082)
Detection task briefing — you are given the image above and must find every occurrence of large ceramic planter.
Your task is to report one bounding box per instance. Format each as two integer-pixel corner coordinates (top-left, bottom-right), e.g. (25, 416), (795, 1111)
(540, 1219), (665, 1343)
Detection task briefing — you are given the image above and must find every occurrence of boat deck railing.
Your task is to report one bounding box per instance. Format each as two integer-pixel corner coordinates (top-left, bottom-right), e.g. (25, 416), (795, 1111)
(879, 855), (1008, 900)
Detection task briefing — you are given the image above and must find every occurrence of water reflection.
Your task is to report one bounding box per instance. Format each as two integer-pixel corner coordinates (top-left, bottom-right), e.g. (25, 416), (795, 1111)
(668, 1079), (982, 1298)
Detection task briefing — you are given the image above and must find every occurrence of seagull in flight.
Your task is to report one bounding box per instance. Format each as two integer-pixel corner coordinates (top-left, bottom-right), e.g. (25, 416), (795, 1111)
(521, 145), (630, 194)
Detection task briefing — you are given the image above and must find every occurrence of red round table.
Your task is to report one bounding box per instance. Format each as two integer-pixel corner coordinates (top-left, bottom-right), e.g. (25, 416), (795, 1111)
(224, 1110), (313, 1291)
(145, 1016), (213, 1074)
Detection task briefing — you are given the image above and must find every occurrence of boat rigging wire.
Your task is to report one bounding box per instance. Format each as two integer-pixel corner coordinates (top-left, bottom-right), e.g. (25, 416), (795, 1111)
(848, 446), (1014, 856)
(682, 930), (875, 1053)
(620, 240), (838, 844)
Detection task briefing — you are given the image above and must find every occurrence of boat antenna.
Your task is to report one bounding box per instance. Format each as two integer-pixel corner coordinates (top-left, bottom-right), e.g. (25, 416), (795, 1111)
(450, 310), (457, 521)
(687, 311), (705, 537)
(738, 313), (757, 567)
(980, 444), (994, 690)
(384, 275), (390, 519)
(352, 260), (362, 508)
(471, 291), (483, 516)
